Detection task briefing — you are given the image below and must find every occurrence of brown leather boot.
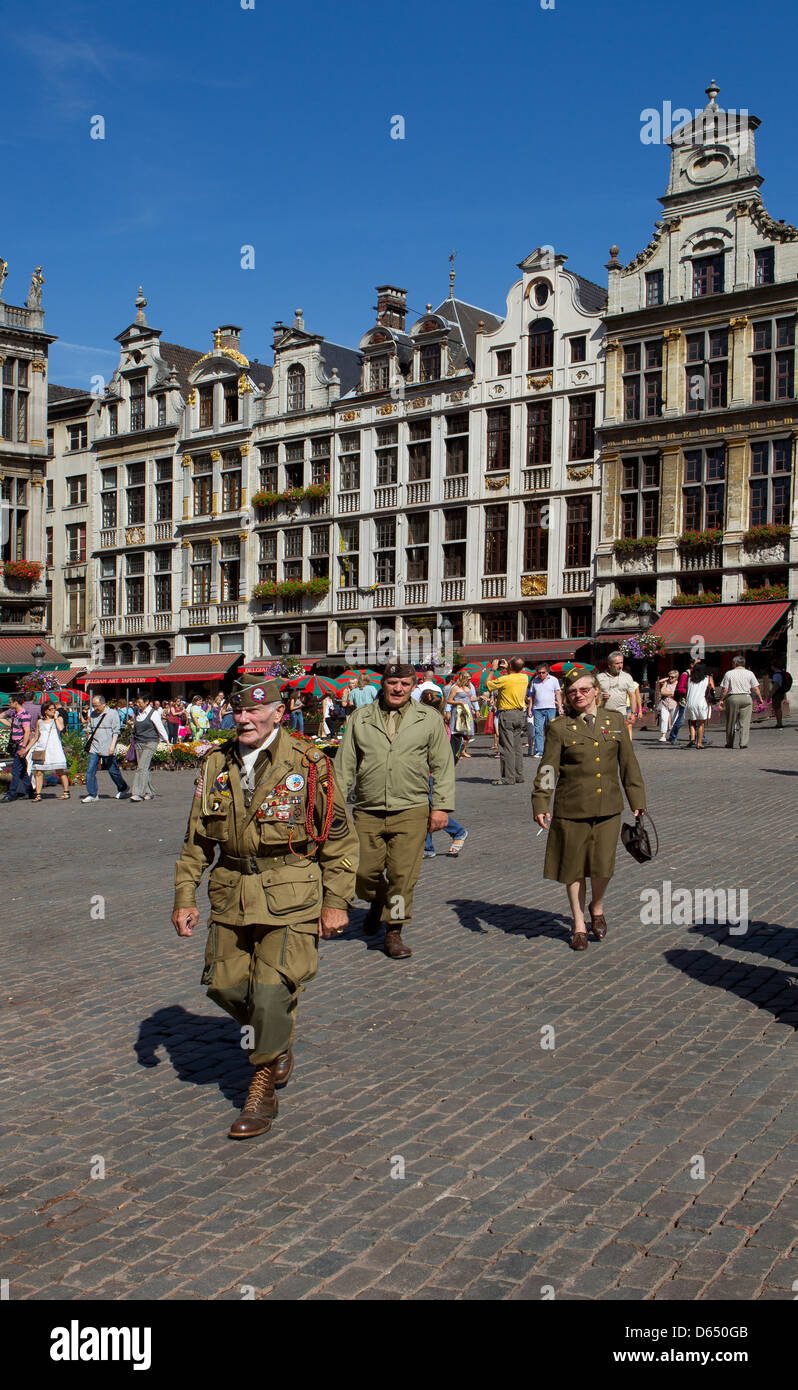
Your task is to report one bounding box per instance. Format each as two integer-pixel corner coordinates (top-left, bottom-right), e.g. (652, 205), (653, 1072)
(384, 927), (412, 959)
(272, 1047), (294, 1086)
(228, 1064), (278, 1139)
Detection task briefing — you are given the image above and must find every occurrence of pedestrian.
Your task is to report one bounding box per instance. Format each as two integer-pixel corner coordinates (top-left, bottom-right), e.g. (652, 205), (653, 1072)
(418, 691), (469, 857)
(486, 656), (529, 785)
(130, 696), (170, 801)
(684, 660), (715, 749)
(597, 651), (639, 742)
(27, 701), (71, 801)
(717, 654), (762, 749)
(411, 667), (443, 702)
(532, 665), (646, 951)
(350, 673), (378, 708)
(666, 667), (690, 744)
(188, 695), (209, 740)
(526, 663), (563, 758)
(767, 659), (791, 729)
(172, 675), (358, 1139)
(319, 691), (333, 738)
(165, 700), (181, 743)
(80, 694), (130, 802)
(446, 671), (480, 761)
(219, 697), (235, 731)
(288, 690), (305, 733)
(336, 662), (455, 959)
(655, 669), (679, 742)
(0, 694), (36, 802)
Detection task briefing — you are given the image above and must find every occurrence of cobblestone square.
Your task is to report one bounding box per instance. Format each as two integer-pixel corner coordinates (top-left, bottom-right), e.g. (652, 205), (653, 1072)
(2, 721), (797, 1301)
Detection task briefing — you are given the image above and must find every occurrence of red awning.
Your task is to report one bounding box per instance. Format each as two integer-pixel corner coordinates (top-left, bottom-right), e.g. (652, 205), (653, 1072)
(161, 653), (243, 681)
(52, 667), (87, 687)
(77, 666), (164, 685)
(461, 639), (591, 664)
(647, 602), (791, 653)
(240, 660), (315, 674)
(0, 636), (70, 673)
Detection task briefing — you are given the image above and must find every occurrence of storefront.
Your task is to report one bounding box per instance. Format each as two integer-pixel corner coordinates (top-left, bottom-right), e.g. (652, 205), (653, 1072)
(645, 601), (792, 678)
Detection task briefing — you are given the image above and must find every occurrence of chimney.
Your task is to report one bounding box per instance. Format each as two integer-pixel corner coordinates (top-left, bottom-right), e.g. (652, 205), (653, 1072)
(215, 324), (242, 352)
(375, 285), (407, 332)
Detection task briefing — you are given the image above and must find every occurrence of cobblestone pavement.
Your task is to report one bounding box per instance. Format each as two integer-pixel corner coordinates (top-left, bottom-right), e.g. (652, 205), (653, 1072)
(2, 717), (798, 1302)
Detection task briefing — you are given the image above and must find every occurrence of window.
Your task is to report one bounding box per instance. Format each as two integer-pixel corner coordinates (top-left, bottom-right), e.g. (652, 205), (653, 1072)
(645, 269), (664, 306)
(126, 462), (146, 525)
(284, 530), (303, 559)
(405, 512), (429, 580)
(338, 521), (359, 588)
(125, 575), (144, 614)
(528, 318), (554, 370)
(154, 574), (171, 612)
(523, 499), (549, 571)
(408, 417), (431, 480)
(101, 572), (117, 616)
(752, 317), (795, 402)
(755, 248), (775, 286)
(620, 454), (660, 539)
(375, 517), (396, 583)
(68, 423), (88, 451)
(0, 477), (26, 561)
(65, 523), (86, 563)
(569, 606), (592, 638)
(0, 359), (29, 443)
(683, 446), (726, 531)
(223, 379), (239, 424)
(287, 364), (306, 412)
(155, 472), (172, 521)
(101, 467), (118, 528)
(692, 253), (724, 298)
(129, 376), (146, 431)
(569, 336), (587, 364)
(526, 608), (559, 640)
(221, 452), (242, 511)
(483, 610), (516, 643)
(370, 355), (390, 392)
(526, 401), (552, 465)
(156, 396), (166, 427)
(624, 341), (663, 420)
(496, 349), (512, 376)
(375, 424), (398, 485)
(66, 475), (87, 506)
(339, 432), (360, 492)
(108, 403), (118, 436)
(66, 580), (86, 631)
(283, 560), (302, 583)
(311, 435), (331, 487)
(486, 407), (510, 471)
(565, 496), (592, 568)
(45, 527), (53, 568)
(484, 504), (508, 573)
(749, 438), (791, 526)
(193, 455), (212, 516)
(442, 508), (466, 578)
(310, 526), (330, 578)
(685, 329), (728, 412)
(191, 541), (212, 604)
(419, 343), (441, 383)
(259, 532), (278, 562)
(568, 395), (595, 459)
(445, 413), (469, 475)
(46, 479), (54, 510)
(198, 385), (214, 429)
(220, 539), (240, 601)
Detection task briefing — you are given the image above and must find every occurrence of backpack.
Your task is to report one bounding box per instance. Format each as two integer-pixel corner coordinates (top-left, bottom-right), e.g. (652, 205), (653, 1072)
(676, 671), (689, 698)
(781, 670), (793, 693)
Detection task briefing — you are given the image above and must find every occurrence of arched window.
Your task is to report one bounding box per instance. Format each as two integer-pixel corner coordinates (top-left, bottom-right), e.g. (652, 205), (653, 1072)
(102, 643), (116, 667)
(155, 640), (171, 665)
(136, 642), (151, 665)
(119, 643), (133, 666)
(528, 318), (554, 371)
(287, 364), (305, 412)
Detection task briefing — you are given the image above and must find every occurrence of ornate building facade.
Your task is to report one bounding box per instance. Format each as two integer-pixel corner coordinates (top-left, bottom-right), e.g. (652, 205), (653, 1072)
(597, 84), (798, 668)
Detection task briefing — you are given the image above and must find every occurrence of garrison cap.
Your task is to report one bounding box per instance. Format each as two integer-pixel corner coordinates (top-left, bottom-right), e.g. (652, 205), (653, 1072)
(382, 663), (416, 682)
(562, 664), (596, 688)
(230, 676), (285, 709)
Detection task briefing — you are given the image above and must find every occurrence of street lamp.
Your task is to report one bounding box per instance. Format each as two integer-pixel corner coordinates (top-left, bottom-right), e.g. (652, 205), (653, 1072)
(279, 631), (293, 656)
(32, 640), (45, 671)
(439, 615), (453, 672)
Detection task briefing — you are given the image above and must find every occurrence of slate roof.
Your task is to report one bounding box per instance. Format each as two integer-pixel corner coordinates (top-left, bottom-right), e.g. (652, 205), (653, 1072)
(320, 341), (362, 395)
(48, 384), (91, 404)
(159, 341), (204, 394)
(571, 274), (607, 314)
(433, 297), (504, 364)
(248, 362), (274, 392)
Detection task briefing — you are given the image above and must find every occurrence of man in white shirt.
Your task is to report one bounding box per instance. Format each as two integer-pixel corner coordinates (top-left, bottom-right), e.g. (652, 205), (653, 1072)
(130, 697), (170, 801)
(411, 668), (443, 702)
(597, 652), (639, 739)
(526, 664), (563, 756)
(718, 655), (762, 749)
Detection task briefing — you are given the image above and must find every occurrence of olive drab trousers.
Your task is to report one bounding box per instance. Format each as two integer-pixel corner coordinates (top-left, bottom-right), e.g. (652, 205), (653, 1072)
(201, 918), (319, 1066)
(353, 804), (429, 925)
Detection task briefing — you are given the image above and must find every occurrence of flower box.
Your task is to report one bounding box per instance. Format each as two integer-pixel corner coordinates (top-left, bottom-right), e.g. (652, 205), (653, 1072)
(740, 585), (788, 603)
(672, 592), (721, 607)
(613, 537), (658, 557)
(678, 529), (723, 550)
(253, 577), (330, 600)
(742, 523), (790, 548)
(610, 593), (656, 613)
(3, 560), (43, 583)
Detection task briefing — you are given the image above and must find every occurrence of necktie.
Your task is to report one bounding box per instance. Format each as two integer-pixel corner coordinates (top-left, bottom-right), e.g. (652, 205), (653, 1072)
(385, 711), (398, 741)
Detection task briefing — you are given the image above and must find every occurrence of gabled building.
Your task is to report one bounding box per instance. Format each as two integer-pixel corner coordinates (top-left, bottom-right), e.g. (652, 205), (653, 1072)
(47, 383), (95, 660)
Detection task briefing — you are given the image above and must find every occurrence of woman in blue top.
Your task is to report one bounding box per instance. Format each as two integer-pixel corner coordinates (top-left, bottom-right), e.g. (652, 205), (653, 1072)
(350, 674), (378, 708)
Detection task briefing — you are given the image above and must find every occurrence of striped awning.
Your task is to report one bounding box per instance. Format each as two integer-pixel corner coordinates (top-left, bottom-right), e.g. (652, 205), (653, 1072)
(461, 639), (591, 664)
(78, 666), (164, 685)
(647, 602), (791, 653)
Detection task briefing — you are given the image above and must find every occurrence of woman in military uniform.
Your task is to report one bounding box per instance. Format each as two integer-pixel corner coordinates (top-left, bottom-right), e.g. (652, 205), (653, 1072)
(532, 665), (646, 951)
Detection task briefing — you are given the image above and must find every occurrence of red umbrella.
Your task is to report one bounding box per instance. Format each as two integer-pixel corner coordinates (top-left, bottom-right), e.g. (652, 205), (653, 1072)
(283, 673), (339, 697)
(549, 660), (596, 676)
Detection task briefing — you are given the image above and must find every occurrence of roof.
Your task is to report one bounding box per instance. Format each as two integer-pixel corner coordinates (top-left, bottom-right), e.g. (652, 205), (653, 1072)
(78, 666), (163, 685)
(47, 384), (91, 404)
(0, 637), (70, 674)
(647, 602), (791, 653)
(248, 362), (274, 392)
(52, 667), (87, 687)
(571, 274), (607, 315)
(433, 298), (503, 363)
(162, 652), (243, 680)
(462, 639), (591, 664)
(320, 341), (362, 395)
(159, 341), (205, 395)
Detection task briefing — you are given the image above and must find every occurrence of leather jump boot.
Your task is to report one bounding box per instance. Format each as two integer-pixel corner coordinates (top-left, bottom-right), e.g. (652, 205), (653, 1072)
(272, 1047), (294, 1087)
(228, 1063), (278, 1139)
(383, 926), (412, 960)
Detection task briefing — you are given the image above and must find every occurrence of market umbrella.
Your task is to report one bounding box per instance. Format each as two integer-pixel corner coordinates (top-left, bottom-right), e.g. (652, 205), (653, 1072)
(283, 673), (339, 697)
(549, 660), (596, 676)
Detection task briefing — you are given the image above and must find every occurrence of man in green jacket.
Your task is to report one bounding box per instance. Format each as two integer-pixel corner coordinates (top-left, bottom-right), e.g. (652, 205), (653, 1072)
(336, 663), (455, 959)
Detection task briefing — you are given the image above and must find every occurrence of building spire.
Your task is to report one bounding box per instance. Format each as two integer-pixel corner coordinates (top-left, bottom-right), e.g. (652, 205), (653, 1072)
(705, 79), (720, 109)
(449, 249), (456, 300)
(135, 286), (148, 325)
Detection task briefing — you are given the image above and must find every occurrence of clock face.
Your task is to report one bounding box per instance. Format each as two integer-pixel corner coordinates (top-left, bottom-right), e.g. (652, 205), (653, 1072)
(685, 147), (733, 185)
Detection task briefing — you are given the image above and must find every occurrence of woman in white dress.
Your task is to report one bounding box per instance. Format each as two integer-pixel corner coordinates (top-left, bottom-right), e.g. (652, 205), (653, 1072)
(27, 700), (70, 799)
(684, 661), (715, 750)
(319, 694), (333, 738)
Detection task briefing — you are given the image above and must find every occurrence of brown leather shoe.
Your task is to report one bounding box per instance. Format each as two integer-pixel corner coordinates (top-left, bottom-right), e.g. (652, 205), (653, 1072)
(272, 1047), (294, 1087)
(228, 1064), (278, 1139)
(570, 930), (589, 951)
(384, 928), (412, 959)
(589, 908), (608, 940)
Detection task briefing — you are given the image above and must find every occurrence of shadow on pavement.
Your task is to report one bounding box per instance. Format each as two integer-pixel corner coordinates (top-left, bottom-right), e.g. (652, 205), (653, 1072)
(664, 929), (798, 1029)
(447, 896), (571, 943)
(135, 1004), (252, 1105)
(760, 768), (798, 776)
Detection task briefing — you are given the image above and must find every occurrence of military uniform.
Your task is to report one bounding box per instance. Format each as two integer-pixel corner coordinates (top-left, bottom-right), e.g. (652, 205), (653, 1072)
(174, 677), (359, 1137)
(532, 706), (645, 883)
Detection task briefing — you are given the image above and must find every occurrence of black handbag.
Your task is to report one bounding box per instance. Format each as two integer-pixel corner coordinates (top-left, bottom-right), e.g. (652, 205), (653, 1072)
(621, 811), (659, 863)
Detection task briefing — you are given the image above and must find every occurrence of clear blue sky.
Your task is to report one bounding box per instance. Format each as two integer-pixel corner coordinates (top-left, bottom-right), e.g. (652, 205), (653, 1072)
(2, 0), (795, 387)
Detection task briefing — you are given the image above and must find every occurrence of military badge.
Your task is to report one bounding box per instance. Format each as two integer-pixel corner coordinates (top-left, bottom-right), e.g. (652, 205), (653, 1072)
(285, 773), (305, 791)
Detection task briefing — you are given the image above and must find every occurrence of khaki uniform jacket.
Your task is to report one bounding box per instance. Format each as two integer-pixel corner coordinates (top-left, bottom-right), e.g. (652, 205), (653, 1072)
(336, 698), (455, 812)
(532, 708), (646, 820)
(174, 729), (359, 924)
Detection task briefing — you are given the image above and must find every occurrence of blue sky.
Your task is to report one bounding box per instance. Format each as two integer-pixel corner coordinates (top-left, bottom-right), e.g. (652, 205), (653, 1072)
(2, 0), (795, 387)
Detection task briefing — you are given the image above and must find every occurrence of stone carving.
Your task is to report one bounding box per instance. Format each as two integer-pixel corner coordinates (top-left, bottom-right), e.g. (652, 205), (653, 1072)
(0, 259), (7, 298)
(567, 465), (594, 481)
(26, 266), (44, 309)
(377, 404), (395, 415)
(622, 222), (665, 273)
(617, 552), (656, 575)
(742, 541), (789, 565)
(747, 200), (798, 242)
(521, 573), (547, 596)
(340, 410), (359, 421)
(527, 372), (553, 390)
(485, 474), (509, 490)
(126, 527), (145, 545)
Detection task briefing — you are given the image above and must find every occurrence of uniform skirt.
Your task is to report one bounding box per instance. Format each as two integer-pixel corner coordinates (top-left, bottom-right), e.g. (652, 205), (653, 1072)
(543, 813), (622, 883)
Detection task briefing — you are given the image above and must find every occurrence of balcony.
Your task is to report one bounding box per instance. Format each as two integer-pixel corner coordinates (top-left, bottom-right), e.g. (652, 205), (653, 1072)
(441, 578), (465, 602)
(482, 575), (507, 599)
(100, 529), (118, 548)
(523, 466), (552, 491)
(443, 475), (468, 500)
(373, 585), (395, 608)
(680, 546), (723, 572)
(562, 568), (591, 593)
(407, 480), (431, 506)
(153, 613), (173, 631)
(217, 602), (243, 624)
(338, 491), (360, 514)
(337, 590), (360, 611)
(374, 486), (398, 509)
(154, 521), (173, 541)
(307, 496), (330, 517)
(187, 605), (210, 626)
(404, 582), (428, 605)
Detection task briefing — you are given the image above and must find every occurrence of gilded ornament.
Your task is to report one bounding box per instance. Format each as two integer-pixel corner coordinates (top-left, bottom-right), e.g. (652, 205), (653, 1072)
(527, 372), (553, 390)
(485, 474), (509, 490)
(193, 346), (250, 369)
(377, 404), (395, 415)
(238, 373), (253, 395)
(663, 328), (682, 342)
(187, 389), (197, 406)
(729, 316), (749, 329)
(567, 465), (594, 481)
(520, 573), (547, 597)
(340, 410), (359, 422)
(211, 450), (221, 461)
(30, 359), (47, 374)
(182, 454), (193, 467)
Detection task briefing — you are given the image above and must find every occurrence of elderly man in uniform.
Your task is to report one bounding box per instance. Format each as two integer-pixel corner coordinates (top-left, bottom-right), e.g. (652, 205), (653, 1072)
(336, 662), (455, 960)
(172, 676), (359, 1140)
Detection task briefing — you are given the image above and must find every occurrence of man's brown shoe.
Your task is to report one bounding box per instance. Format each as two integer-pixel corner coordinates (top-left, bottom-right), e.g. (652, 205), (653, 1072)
(228, 1064), (278, 1139)
(384, 928), (412, 959)
(272, 1048), (294, 1087)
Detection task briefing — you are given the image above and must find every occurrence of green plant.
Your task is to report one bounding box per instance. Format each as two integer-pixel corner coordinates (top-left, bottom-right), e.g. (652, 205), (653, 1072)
(2, 559), (42, 581)
(679, 528), (723, 549)
(610, 592), (656, 612)
(742, 523), (790, 548)
(671, 592), (722, 606)
(613, 536), (658, 556)
(251, 490), (280, 508)
(740, 584), (788, 602)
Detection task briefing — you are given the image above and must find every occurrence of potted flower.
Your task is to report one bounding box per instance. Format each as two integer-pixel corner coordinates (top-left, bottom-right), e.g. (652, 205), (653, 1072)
(742, 523), (790, 548)
(672, 591), (722, 606)
(613, 537), (658, 557)
(679, 528), (723, 550)
(3, 559), (43, 583)
(740, 584), (788, 602)
(619, 632), (664, 659)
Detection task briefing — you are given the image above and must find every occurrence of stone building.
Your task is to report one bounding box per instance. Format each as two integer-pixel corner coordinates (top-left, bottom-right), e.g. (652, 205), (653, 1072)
(46, 383), (94, 661)
(597, 83), (798, 669)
